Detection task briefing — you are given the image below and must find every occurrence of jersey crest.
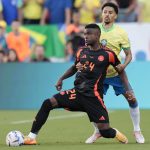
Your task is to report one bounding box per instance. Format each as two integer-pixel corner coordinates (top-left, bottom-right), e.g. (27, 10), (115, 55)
(100, 39), (107, 47)
(98, 55), (104, 62)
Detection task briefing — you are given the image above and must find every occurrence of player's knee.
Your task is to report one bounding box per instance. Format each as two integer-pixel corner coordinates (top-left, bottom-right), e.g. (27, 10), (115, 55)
(99, 128), (116, 138)
(50, 97), (59, 108)
(125, 91), (135, 100)
(41, 99), (53, 112)
(125, 91), (138, 107)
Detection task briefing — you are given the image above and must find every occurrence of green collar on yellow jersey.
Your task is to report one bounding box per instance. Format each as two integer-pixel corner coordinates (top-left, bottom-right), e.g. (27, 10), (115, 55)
(100, 23), (115, 32)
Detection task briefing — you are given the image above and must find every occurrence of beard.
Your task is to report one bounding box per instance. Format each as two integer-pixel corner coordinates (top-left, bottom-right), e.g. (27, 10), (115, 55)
(104, 18), (110, 24)
(105, 21), (110, 25)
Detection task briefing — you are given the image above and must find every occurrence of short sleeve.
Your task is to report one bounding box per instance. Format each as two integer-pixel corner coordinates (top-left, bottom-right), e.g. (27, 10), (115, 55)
(74, 0), (82, 8)
(74, 48), (82, 65)
(106, 51), (120, 67)
(120, 30), (130, 50)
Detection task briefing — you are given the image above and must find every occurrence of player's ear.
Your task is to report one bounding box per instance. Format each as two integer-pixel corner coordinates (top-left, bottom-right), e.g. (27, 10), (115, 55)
(114, 14), (118, 20)
(97, 31), (100, 39)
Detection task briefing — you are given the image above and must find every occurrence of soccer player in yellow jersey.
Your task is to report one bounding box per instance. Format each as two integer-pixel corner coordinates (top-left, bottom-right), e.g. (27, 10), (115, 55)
(85, 2), (145, 144)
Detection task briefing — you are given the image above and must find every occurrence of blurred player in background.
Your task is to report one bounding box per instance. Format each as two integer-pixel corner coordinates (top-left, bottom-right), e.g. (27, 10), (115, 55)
(24, 24), (129, 145)
(85, 2), (145, 144)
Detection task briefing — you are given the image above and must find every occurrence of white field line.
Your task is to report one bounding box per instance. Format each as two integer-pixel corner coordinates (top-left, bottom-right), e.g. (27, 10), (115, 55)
(10, 110), (114, 125)
(10, 113), (86, 125)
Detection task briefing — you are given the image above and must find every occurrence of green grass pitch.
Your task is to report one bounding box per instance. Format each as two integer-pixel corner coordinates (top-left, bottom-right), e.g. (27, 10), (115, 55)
(0, 110), (150, 150)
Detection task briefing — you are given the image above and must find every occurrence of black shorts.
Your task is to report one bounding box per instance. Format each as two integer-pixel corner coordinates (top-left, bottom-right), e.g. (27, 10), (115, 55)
(53, 88), (109, 123)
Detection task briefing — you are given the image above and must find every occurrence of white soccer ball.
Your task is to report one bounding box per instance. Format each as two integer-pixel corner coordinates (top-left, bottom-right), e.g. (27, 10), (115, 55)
(6, 131), (24, 146)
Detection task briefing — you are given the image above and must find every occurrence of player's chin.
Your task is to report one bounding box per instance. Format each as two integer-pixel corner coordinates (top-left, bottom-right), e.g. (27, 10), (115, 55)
(104, 20), (110, 24)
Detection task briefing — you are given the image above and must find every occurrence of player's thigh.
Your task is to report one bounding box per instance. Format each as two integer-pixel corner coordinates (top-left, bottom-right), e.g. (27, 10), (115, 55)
(113, 86), (125, 96)
(108, 75), (125, 95)
(53, 89), (84, 111)
(103, 76), (124, 95)
(83, 97), (109, 123)
(113, 76), (132, 96)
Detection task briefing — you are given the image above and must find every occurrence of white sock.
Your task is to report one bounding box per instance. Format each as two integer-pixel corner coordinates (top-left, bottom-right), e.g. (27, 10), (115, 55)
(129, 106), (141, 132)
(28, 132), (37, 139)
(92, 122), (101, 134)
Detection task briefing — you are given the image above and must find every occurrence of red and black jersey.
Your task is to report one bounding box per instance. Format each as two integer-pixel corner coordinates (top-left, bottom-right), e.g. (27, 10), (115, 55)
(74, 46), (120, 98)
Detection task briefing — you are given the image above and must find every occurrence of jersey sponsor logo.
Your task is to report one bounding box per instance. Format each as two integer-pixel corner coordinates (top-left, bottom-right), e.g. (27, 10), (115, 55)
(99, 115), (105, 121)
(98, 55), (104, 61)
(101, 39), (107, 47)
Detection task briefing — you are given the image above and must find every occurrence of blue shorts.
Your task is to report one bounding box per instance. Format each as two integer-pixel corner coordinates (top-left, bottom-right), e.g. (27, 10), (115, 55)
(103, 75), (132, 96)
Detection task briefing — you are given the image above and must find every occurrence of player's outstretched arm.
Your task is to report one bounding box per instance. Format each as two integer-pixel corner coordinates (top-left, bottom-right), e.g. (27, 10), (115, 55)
(55, 64), (77, 91)
(123, 49), (132, 68)
(116, 49), (132, 72)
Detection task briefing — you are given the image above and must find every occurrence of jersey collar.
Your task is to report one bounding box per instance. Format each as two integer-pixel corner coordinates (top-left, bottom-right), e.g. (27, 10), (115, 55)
(101, 23), (115, 32)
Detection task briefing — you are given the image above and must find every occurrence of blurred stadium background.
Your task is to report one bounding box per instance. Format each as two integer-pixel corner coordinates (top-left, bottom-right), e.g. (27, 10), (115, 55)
(0, 0), (150, 149)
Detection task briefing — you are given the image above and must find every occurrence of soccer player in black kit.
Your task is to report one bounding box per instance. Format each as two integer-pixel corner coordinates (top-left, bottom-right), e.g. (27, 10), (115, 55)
(24, 24), (128, 145)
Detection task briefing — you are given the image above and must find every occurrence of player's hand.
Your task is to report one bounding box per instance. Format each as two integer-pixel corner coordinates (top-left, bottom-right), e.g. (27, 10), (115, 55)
(116, 64), (125, 73)
(55, 79), (63, 91)
(76, 62), (84, 71)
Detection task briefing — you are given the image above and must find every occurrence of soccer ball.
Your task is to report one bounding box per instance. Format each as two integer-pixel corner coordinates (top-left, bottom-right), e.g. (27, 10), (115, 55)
(6, 131), (24, 146)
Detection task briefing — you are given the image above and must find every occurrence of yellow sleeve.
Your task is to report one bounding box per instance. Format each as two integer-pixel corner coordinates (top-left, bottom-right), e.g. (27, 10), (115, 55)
(93, 0), (101, 7)
(74, 0), (82, 8)
(120, 30), (130, 50)
(74, 0), (100, 8)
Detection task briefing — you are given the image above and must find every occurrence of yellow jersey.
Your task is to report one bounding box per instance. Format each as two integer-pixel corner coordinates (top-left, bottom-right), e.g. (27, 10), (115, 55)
(74, 0), (100, 24)
(98, 23), (130, 78)
(23, 0), (43, 19)
(138, 0), (150, 22)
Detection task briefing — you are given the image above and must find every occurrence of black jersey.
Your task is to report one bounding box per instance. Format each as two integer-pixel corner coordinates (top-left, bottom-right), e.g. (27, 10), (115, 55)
(74, 47), (120, 97)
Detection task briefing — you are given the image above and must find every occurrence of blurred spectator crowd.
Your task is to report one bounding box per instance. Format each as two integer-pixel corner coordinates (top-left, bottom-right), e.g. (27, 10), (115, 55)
(0, 0), (149, 63)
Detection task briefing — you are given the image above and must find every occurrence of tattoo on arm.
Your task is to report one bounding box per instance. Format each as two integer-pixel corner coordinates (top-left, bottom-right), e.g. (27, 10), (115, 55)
(124, 49), (132, 67)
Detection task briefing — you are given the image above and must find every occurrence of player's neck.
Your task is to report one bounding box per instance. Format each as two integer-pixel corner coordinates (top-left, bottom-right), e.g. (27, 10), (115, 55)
(102, 22), (114, 30)
(90, 43), (101, 51)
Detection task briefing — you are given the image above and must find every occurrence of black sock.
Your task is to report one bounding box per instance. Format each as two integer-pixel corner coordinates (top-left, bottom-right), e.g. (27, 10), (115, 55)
(99, 128), (116, 138)
(31, 99), (52, 133)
